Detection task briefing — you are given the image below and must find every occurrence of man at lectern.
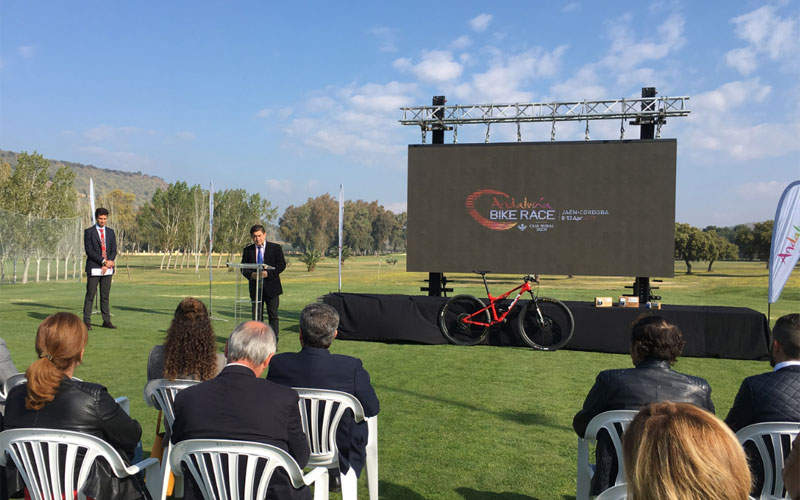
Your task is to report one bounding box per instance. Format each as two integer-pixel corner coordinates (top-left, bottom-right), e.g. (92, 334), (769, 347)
(82, 207), (117, 330)
(241, 224), (286, 338)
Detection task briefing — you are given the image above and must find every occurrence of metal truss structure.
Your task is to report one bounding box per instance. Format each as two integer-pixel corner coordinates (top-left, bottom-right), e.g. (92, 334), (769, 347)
(399, 96), (691, 142)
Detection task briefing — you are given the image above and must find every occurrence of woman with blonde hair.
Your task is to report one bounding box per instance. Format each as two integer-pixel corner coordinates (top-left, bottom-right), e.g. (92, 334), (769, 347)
(4, 312), (146, 499)
(147, 297), (225, 381)
(622, 401), (751, 500)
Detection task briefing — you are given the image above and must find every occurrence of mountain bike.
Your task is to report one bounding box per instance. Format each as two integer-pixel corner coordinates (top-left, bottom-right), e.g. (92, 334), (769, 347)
(438, 271), (575, 351)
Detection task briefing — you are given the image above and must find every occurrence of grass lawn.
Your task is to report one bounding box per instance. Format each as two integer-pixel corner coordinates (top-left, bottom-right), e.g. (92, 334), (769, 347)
(0, 255), (797, 499)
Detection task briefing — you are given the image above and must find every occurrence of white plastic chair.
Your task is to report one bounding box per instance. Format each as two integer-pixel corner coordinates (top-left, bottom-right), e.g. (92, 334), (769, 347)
(576, 410), (638, 500)
(736, 421), (800, 500)
(0, 372), (25, 401)
(595, 483), (628, 500)
(0, 428), (161, 500)
(293, 387), (378, 500)
(143, 378), (200, 499)
(168, 438), (329, 500)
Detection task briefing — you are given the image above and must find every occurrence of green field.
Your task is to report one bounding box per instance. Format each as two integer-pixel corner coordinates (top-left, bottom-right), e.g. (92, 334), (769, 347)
(0, 255), (797, 499)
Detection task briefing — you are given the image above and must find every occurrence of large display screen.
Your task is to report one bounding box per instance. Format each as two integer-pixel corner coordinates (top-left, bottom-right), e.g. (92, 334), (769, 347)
(407, 140), (677, 277)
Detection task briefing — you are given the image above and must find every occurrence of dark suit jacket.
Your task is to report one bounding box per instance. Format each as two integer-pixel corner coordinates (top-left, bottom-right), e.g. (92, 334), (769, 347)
(84, 225), (117, 273)
(241, 242), (286, 299)
(573, 358), (714, 494)
(725, 365), (800, 431)
(267, 346), (379, 476)
(171, 364), (310, 500)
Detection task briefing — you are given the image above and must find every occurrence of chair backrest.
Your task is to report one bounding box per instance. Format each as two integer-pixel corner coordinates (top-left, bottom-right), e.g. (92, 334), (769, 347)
(736, 422), (800, 500)
(143, 378), (200, 430)
(2, 373), (28, 399)
(0, 428), (137, 500)
(595, 483), (628, 500)
(576, 410), (638, 500)
(293, 387), (365, 466)
(169, 439), (310, 500)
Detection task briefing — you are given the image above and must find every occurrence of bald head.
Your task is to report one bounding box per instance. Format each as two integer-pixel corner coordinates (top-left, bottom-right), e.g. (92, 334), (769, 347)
(226, 321), (276, 365)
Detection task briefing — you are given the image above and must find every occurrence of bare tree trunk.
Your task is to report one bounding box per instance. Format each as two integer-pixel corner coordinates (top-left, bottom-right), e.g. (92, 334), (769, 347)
(707, 260), (715, 272)
(160, 253), (167, 270)
(22, 257), (31, 284)
(35, 258), (41, 282)
(47, 259), (51, 281)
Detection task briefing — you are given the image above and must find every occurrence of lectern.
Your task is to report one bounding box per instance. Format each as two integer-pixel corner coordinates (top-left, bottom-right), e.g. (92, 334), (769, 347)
(227, 263), (275, 324)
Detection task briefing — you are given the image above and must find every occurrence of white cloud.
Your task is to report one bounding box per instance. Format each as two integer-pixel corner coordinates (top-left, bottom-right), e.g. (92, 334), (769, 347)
(384, 201), (407, 214)
(83, 124), (157, 142)
(265, 179), (293, 193)
(691, 79), (771, 114)
(368, 27), (398, 53)
(736, 180), (789, 200)
(726, 5), (800, 74)
(173, 131), (195, 141)
(256, 108), (272, 118)
(394, 50), (463, 83)
(17, 46), (36, 58)
(602, 14), (685, 71)
(469, 14), (492, 32)
(76, 146), (155, 171)
(451, 36), (471, 50)
(562, 2), (580, 13)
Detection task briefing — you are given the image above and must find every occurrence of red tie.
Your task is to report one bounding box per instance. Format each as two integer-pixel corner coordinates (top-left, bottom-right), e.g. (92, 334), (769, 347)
(100, 228), (107, 260)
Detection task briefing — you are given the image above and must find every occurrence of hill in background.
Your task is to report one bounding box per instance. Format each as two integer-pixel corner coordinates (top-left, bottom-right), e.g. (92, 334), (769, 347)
(1, 149), (168, 208)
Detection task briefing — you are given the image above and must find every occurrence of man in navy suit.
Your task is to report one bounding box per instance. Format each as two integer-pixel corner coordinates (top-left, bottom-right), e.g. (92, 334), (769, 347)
(172, 321), (311, 500)
(267, 303), (379, 483)
(82, 207), (117, 330)
(241, 224), (286, 337)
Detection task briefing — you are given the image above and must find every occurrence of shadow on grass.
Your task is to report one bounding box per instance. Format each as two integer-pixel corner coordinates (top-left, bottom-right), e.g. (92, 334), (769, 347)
(380, 480), (431, 499)
(376, 385), (563, 430)
(456, 487), (540, 500)
(694, 273), (768, 278)
(116, 305), (171, 315)
(27, 312), (50, 320)
(12, 302), (61, 309)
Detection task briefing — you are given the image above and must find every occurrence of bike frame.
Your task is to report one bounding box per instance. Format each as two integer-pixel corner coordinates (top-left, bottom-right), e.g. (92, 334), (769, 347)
(463, 276), (535, 327)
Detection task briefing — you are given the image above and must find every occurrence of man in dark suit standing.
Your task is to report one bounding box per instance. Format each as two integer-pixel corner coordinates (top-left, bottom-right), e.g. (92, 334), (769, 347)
(241, 224), (286, 337)
(268, 303), (379, 485)
(82, 207), (117, 330)
(171, 321), (310, 500)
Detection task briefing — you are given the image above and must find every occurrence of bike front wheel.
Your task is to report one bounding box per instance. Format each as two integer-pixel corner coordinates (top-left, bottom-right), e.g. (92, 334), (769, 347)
(438, 295), (490, 346)
(517, 297), (574, 351)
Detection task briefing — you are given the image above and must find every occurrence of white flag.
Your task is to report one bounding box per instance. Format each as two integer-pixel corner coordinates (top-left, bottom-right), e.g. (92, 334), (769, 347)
(89, 178), (96, 225)
(768, 180), (800, 303)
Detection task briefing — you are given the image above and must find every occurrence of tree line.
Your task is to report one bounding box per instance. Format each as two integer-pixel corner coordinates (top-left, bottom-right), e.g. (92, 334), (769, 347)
(674, 221), (774, 273)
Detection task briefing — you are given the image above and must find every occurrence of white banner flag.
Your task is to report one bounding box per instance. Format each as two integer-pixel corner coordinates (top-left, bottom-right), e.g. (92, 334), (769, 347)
(338, 184), (344, 292)
(768, 180), (800, 303)
(89, 178), (96, 225)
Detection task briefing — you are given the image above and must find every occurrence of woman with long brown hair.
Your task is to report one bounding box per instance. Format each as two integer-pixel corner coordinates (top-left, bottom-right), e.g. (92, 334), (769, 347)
(4, 312), (146, 499)
(147, 297), (225, 381)
(623, 401), (751, 500)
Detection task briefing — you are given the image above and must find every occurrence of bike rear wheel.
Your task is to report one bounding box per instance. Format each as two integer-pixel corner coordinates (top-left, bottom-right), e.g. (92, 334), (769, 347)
(517, 297), (574, 351)
(439, 295), (490, 346)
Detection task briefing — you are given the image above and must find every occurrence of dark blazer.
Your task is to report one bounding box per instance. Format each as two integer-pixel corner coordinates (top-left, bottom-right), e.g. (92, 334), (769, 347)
(725, 364), (800, 431)
(267, 346), (379, 476)
(241, 241), (286, 298)
(4, 378), (144, 500)
(84, 225), (117, 273)
(171, 364), (310, 500)
(573, 358), (714, 494)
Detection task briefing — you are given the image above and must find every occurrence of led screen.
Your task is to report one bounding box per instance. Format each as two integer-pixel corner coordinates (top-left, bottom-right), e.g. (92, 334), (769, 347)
(407, 140), (677, 277)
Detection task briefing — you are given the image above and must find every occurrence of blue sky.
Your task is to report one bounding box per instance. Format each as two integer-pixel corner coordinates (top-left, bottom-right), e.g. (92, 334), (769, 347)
(1, 1), (798, 227)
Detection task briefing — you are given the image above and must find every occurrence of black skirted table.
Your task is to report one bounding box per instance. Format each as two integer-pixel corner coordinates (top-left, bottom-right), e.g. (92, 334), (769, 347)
(322, 293), (770, 360)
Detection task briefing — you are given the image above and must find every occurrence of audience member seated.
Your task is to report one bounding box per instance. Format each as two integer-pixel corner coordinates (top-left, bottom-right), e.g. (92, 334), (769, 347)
(725, 313), (800, 491)
(4, 312), (146, 499)
(622, 401), (751, 500)
(171, 321), (310, 500)
(573, 315), (714, 494)
(267, 302), (380, 483)
(785, 434), (800, 500)
(147, 297), (225, 381)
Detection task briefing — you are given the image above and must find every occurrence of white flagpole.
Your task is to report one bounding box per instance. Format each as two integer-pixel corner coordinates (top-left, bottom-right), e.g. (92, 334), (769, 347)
(338, 184), (343, 292)
(89, 178), (96, 225)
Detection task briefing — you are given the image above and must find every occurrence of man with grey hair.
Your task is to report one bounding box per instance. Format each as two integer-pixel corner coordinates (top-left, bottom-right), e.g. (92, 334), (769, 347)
(172, 321), (310, 500)
(268, 303), (379, 486)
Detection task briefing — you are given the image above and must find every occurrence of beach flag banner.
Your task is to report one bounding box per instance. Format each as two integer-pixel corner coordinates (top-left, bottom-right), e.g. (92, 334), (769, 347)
(768, 180), (800, 303)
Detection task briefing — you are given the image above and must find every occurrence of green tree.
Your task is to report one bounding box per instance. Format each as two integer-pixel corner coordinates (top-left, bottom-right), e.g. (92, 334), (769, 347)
(343, 201), (372, 255)
(279, 194), (337, 254)
(752, 220), (774, 267)
(299, 248), (323, 271)
(98, 189), (137, 252)
(674, 223), (709, 274)
(212, 189), (277, 265)
(734, 224), (755, 260)
(703, 229), (739, 272)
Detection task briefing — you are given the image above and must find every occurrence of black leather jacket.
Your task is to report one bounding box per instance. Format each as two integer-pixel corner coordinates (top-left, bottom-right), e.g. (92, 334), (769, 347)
(573, 358), (714, 436)
(725, 364), (800, 432)
(4, 377), (145, 500)
(573, 358), (715, 495)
